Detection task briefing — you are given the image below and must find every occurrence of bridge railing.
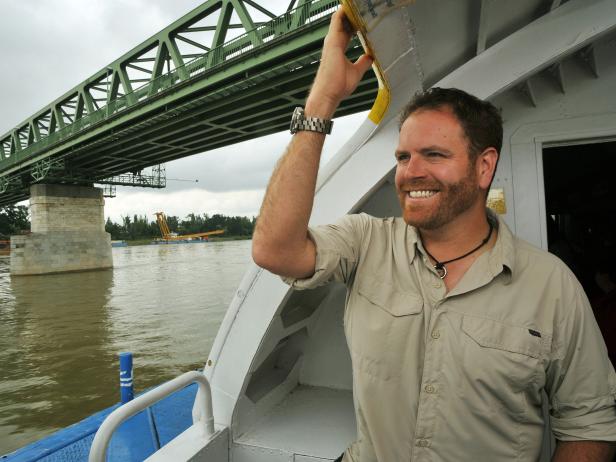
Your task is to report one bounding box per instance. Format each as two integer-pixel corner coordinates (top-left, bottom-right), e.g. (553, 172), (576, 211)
(0, 0), (337, 173)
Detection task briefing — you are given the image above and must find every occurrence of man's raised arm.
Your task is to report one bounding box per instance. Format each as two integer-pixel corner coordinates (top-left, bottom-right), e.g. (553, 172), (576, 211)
(251, 9), (372, 279)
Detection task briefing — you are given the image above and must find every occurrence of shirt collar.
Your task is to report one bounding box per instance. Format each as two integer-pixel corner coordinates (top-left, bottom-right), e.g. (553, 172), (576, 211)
(405, 222), (419, 264)
(486, 209), (515, 284)
(404, 209), (516, 284)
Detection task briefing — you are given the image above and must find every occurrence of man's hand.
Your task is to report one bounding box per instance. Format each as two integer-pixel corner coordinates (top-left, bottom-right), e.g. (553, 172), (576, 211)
(305, 8), (373, 119)
(252, 7), (372, 278)
(552, 440), (615, 461)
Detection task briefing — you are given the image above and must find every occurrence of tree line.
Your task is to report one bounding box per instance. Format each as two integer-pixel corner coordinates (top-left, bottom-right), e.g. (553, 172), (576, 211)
(0, 205), (30, 238)
(105, 213), (256, 240)
(0, 206), (255, 240)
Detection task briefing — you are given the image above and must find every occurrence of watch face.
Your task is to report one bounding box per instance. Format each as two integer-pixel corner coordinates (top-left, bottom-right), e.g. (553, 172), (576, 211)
(290, 107), (304, 134)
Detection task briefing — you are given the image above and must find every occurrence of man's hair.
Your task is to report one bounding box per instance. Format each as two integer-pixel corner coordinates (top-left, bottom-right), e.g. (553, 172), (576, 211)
(399, 87), (503, 159)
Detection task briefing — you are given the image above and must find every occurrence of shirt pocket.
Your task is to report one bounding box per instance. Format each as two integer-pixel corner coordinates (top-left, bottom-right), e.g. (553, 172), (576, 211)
(460, 315), (549, 414)
(348, 277), (424, 380)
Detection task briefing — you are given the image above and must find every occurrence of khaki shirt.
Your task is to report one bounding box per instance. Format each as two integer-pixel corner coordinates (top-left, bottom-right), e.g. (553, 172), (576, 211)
(285, 212), (616, 462)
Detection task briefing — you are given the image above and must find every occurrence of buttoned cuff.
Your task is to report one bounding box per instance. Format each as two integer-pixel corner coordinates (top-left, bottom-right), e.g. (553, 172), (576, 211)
(551, 392), (616, 441)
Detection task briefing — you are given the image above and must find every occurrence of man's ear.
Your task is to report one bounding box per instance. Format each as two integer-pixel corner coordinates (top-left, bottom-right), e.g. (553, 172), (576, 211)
(476, 147), (499, 190)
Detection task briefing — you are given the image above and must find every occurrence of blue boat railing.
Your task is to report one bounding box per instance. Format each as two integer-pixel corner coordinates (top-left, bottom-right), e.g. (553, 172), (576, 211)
(88, 371), (215, 462)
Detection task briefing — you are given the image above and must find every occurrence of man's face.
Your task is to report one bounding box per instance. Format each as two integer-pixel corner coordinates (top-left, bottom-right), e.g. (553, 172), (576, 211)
(395, 108), (483, 230)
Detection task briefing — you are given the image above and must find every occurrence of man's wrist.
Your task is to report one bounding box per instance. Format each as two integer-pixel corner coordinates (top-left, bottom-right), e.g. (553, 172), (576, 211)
(290, 107), (333, 135)
(305, 94), (339, 120)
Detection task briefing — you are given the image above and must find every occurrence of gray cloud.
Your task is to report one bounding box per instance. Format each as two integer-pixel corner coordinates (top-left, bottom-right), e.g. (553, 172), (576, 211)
(0, 0), (204, 132)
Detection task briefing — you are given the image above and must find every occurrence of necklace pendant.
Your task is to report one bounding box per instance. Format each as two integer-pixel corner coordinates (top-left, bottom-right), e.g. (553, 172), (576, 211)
(435, 263), (447, 279)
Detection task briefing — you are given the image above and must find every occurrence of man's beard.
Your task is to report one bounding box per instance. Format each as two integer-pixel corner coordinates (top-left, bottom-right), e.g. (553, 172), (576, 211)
(399, 168), (482, 230)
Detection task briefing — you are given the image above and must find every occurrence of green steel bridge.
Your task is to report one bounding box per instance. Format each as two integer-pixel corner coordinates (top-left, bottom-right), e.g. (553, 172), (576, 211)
(0, 0), (377, 206)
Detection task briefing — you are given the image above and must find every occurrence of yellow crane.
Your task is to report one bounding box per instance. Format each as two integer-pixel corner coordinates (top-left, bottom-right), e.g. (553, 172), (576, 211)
(154, 212), (224, 241)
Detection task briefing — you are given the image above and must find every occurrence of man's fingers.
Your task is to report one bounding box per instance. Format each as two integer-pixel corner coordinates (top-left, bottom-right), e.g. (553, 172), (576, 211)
(353, 54), (374, 76)
(332, 8), (350, 30)
(325, 8), (353, 44)
(341, 13), (355, 35)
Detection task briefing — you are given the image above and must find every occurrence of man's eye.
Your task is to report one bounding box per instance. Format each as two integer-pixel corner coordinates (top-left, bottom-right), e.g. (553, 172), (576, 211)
(427, 151), (443, 157)
(396, 154), (410, 162)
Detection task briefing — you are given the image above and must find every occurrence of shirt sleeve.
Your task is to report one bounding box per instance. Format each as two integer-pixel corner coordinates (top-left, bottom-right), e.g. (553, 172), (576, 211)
(282, 213), (369, 290)
(546, 272), (616, 442)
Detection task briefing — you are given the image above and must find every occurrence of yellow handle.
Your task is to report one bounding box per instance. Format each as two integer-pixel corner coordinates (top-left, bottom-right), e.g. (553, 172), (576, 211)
(339, 0), (390, 124)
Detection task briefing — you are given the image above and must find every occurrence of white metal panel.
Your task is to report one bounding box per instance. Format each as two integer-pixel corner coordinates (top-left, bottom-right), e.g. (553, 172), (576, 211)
(404, 0), (481, 85)
(312, 120), (400, 225)
(235, 386), (355, 460)
(144, 426), (229, 462)
(235, 357), (303, 438)
(439, 0), (616, 99)
(204, 268), (290, 426)
(299, 285), (353, 390)
(232, 444), (293, 462)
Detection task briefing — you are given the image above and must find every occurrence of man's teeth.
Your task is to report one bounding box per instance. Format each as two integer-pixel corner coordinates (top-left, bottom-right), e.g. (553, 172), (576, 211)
(408, 190), (436, 198)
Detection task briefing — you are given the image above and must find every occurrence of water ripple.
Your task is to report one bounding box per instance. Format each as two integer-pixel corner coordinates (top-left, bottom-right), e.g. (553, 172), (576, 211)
(0, 240), (251, 455)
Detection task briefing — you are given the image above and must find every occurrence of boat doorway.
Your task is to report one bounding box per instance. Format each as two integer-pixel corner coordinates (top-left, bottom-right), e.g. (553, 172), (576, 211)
(543, 140), (616, 365)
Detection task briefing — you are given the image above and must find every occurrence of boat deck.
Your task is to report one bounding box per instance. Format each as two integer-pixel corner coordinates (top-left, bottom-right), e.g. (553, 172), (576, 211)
(235, 385), (356, 461)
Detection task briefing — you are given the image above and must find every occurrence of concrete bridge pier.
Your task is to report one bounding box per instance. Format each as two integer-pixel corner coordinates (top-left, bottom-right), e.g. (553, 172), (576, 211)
(11, 184), (112, 276)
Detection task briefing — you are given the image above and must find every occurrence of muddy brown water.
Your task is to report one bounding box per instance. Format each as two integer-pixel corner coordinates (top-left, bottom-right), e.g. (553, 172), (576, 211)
(0, 240), (252, 455)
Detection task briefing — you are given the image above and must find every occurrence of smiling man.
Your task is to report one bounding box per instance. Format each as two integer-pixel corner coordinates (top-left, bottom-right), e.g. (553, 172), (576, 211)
(252, 8), (616, 462)
(393, 90), (500, 289)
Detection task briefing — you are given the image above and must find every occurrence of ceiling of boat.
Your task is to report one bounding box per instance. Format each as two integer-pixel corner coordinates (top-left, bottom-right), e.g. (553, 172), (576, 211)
(404, 0), (574, 88)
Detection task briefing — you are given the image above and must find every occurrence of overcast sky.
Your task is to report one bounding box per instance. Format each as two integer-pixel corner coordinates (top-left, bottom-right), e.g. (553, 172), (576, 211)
(0, 0), (366, 222)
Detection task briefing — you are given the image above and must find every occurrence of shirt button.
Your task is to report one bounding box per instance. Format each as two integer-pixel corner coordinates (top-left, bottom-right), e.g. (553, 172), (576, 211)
(416, 439), (430, 448)
(431, 330), (441, 339)
(433, 281), (442, 289)
(424, 384), (436, 394)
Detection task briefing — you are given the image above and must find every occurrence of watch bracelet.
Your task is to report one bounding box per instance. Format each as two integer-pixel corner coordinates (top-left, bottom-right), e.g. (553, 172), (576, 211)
(297, 118), (332, 134)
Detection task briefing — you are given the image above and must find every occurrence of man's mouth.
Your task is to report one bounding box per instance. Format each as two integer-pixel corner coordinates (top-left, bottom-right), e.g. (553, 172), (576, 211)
(407, 190), (438, 199)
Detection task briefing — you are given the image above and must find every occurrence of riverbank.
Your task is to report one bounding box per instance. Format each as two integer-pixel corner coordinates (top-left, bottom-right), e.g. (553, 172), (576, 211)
(122, 235), (251, 246)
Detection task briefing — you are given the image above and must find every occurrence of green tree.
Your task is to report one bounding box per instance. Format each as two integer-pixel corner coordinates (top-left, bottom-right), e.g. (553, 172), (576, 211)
(105, 217), (124, 239)
(0, 205), (30, 238)
(166, 215), (179, 233)
(103, 212), (255, 240)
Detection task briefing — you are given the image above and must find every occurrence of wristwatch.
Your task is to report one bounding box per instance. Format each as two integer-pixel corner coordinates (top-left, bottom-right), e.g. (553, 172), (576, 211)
(289, 107), (333, 135)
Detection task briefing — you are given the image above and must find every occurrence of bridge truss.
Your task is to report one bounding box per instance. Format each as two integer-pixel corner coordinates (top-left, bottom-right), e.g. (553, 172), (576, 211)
(0, 0), (377, 205)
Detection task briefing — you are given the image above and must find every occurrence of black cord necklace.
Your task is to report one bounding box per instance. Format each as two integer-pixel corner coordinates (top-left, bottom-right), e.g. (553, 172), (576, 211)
(423, 222), (493, 279)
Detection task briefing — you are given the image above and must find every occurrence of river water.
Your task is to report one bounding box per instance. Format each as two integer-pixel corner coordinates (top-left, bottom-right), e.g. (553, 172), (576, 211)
(0, 240), (252, 455)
